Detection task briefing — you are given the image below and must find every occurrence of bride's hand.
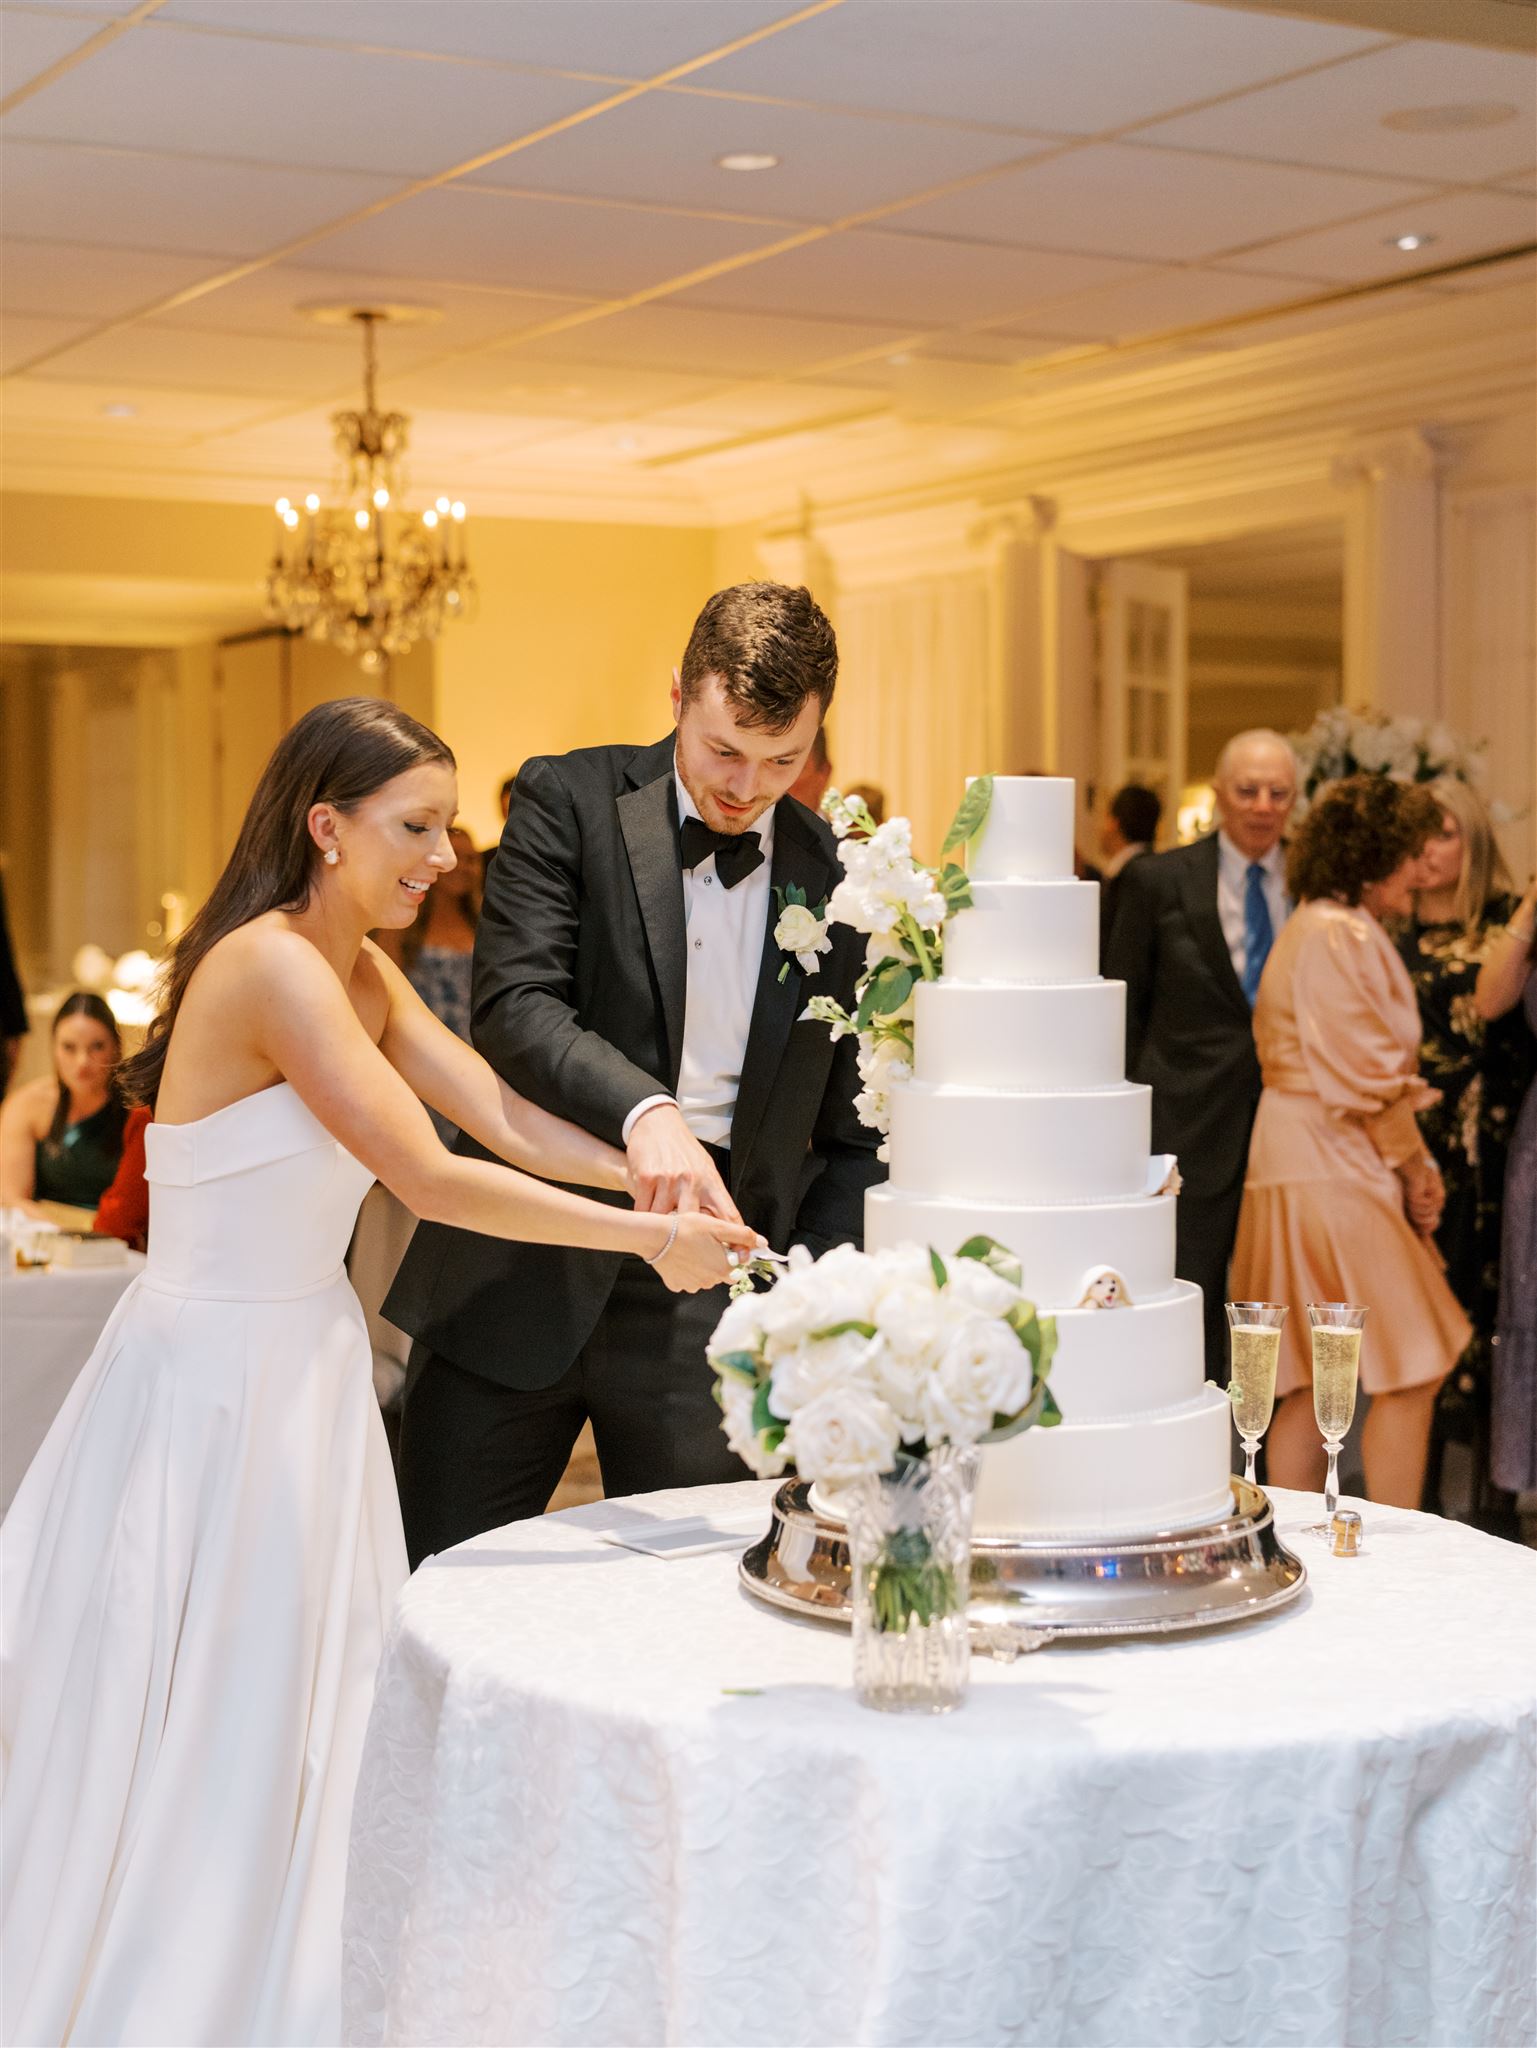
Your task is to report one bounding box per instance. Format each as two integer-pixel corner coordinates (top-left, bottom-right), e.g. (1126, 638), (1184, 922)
(650, 1213), (762, 1293)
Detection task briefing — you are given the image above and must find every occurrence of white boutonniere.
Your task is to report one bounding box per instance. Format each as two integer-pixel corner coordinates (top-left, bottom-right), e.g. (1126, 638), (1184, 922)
(774, 884), (832, 983)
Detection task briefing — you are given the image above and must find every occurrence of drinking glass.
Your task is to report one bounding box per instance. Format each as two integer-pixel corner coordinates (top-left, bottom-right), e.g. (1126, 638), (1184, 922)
(1224, 1302), (1287, 1486)
(1307, 1302), (1367, 1532)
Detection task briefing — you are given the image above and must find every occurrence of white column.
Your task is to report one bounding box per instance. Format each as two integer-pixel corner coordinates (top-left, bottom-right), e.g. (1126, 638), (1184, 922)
(1332, 428), (1443, 719)
(971, 496), (1059, 776)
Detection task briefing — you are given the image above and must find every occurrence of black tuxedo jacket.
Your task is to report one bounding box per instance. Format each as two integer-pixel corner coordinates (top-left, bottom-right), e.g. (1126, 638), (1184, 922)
(1103, 832), (1261, 1201)
(385, 734), (884, 1388)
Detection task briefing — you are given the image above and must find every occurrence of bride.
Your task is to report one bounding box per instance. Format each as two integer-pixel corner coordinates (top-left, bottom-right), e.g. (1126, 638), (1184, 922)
(0, 697), (756, 2047)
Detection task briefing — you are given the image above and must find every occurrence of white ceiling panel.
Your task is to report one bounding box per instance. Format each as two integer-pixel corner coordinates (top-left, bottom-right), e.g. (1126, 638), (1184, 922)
(148, 267), (592, 348)
(470, 87), (1050, 221)
(155, 2), (800, 77)
(885, 143), (1433, 264)
(1496, 168), (1536, 195)
(0, 5), (108, 92)
(0, 374), (275, 431)
(506, 416), (724, 465)
(1220, 185), (1537, 282)
(0, 240), (228, 318)
(25, 320), (368, 396)
(1203, 284), (1445, 347)
(386, 354), (721, 419)
(0, 312), (94, 373)
(292, 184), (790, 294)
(6, 22), (615, 178)
(1429, 250), (1537, 292)
(0, 141), (403, 256)
(640, 378), (877, 432)
(1, 2), (143, 17)
(697, 0), (1388, 135)
(678, 229), (1147, 325)
(1131, 36), (1537, 186)
(497, 299), (915, 376)
(989, 264), (1310, 343)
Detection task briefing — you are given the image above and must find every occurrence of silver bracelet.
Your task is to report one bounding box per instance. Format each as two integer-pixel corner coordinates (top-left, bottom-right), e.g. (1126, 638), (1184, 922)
(643, 1216), (680, 1266)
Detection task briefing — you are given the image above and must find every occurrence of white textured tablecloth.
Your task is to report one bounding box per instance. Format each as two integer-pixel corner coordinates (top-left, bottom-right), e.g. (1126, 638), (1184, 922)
(344, 1483), (1536, 2048)
(0, 1256), (144, 1516)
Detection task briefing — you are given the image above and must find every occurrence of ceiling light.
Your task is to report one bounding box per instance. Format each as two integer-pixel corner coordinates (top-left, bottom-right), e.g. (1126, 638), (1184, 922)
(716, 151), (779, 172)
(99, 400), (138, 419)
(1381, 102), (1518, 133)
(1388, 232), (1437, 252)
(886, 352), (913, 367)
(265, 309), (474, 672)
(614, 434), (641, 454)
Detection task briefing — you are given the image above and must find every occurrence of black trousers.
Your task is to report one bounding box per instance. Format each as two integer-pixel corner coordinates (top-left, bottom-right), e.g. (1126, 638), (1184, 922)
(396, 1259), (747, 1568)
(1175, 1180), (1246, 1382)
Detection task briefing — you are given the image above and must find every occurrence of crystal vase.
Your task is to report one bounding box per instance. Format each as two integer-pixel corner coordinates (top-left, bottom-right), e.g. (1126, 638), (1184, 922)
(845, 1446), (980, 1713)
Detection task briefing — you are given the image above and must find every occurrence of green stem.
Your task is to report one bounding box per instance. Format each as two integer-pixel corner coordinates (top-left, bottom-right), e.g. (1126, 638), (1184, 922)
(901, 913), (939, 981)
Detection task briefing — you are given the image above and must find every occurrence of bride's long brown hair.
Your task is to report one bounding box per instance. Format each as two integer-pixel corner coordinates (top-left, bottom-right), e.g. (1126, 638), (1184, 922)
(120, 696), (454, 1107)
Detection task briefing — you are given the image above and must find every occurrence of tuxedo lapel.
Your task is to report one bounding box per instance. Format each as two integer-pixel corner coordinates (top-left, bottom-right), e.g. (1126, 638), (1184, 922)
(731, 802), (837, 1178)
(617, 740), (687, 1090)
(1180, 834), (1251, 1024)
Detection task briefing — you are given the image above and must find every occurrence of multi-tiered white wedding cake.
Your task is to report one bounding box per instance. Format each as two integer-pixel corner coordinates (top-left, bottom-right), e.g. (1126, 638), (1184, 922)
(864, 775), (1234, 1542)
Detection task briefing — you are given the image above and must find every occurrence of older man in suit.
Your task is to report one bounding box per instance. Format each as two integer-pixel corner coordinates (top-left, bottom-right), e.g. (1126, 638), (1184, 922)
(1104, 730), (1298, 1374)
(387, 583), (883, 1566)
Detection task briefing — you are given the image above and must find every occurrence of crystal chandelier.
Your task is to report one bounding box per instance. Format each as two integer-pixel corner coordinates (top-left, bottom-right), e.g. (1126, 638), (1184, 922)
(265, 308), (474, 672)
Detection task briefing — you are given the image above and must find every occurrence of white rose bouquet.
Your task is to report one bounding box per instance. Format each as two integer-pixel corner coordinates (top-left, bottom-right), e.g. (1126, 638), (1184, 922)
(803, 779), (993, 1156)
(1289, 707), (1491, 814)
(709, 1235), (1060, 1632)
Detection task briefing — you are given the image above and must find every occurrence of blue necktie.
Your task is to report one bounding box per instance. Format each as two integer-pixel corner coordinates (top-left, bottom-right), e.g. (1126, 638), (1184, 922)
(1242, 861), (1274, 1006)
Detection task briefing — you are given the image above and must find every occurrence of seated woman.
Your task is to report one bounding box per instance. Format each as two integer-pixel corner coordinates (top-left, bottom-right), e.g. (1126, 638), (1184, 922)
(1231, 774), (1471, 1509)
(0, 991), (128, 1217)
(92, 1102), (151, 1249)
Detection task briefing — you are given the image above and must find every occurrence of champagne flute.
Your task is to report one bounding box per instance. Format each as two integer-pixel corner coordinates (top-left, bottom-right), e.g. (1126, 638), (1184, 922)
(1307, 1302), (1367, 1531)
(1224, 1302), (1287, 1487)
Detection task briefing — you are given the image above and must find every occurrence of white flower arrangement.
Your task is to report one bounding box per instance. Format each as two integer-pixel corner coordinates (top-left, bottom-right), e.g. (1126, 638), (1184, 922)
(772, 884), (832, 982)
(708, 1235), (1060, 1486)
(803, 780), (993, 1157)
(1289, 707), (1492, 814)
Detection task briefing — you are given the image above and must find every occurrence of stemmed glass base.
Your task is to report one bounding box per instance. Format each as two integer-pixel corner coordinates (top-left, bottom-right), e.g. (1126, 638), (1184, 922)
(1302, 1437), (1346, 1543)
(1239, 1436), (1261, 1489)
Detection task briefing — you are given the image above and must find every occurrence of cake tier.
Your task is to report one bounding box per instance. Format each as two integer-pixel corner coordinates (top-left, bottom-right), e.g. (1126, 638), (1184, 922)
(914, 978), (1125, 1090)
(887, 1080), (1151, 1203)
(1042, 1282), (1206, 1420)
(866, 1184), (1178, 1304)
(974, 1385), (1234, 1541)
(943, 879), (1100, 984)
(968, 775), (1074, 882)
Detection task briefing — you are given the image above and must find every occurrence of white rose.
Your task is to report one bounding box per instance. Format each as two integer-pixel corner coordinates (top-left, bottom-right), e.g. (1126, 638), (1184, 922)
(720, 1377), (787, 1478)
(945, 1257), (1021, 1318)
(755, 1271), (828, 1350)
(709, 1288), (768, 1359)
(918, 1317), (1029, 1446)
(768, 1327), (878, 1420)
(786, 1384), (901, 1485)
(775, 903), (830, 970)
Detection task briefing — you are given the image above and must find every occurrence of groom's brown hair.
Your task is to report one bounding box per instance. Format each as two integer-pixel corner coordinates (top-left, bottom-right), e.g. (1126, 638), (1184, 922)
(679, 582), (837, 734)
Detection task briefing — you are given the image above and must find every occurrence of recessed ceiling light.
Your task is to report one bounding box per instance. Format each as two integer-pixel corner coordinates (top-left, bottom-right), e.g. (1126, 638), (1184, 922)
(99, 400), (138, 419)
(1388, 232), (1437, 252)
(716, 151), (779, 172)
(614, 433), (641, 453)
(1381, 102), (1518, 134)
(887, 351), (913, 366)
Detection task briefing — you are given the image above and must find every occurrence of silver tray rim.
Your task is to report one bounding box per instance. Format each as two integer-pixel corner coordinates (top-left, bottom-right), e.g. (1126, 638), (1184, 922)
(740, 1476), (1307, 1646)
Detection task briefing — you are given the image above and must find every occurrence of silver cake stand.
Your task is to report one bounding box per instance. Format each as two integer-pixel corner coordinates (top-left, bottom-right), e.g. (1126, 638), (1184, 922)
(740, 1477), (1306, 1656)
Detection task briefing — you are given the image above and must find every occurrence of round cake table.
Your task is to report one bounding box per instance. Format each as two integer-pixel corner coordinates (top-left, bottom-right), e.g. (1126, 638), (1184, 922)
(344, 1482), (1536, 2048)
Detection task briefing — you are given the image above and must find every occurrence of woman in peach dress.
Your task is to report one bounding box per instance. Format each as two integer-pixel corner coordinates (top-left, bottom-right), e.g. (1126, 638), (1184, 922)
(1232, 775), (1471, 1507)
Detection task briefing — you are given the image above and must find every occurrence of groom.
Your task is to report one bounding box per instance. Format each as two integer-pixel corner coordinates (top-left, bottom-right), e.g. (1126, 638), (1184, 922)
(389, 582), (883, 1565)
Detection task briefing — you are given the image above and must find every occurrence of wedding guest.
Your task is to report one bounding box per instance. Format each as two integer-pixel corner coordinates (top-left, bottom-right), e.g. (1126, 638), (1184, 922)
(789, 726), (833, 813)
(1098, 782), (1161, 958)
(1476, 871), (1537, 1500)
(0, 870), (26, 1094)
(388, 582), (882, 1565)
(498, 774), (517, 823)
(1105, 729), (1297, 1374)
(1233, 775), (1469, 1509)
(92, 1103), (151, 1249)
(0, 991), (127, 1215)
(1399, 778), (1535, 1528)
(380, 823), (482, 1113)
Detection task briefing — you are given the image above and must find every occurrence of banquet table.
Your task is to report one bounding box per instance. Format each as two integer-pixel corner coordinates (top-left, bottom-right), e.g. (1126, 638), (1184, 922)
(344, 1482), (1536, 2048)
(0, 1253), (144, 1515)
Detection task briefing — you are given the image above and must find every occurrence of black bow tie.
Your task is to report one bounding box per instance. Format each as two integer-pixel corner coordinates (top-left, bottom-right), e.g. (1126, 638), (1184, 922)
(679, 814), (765, 890)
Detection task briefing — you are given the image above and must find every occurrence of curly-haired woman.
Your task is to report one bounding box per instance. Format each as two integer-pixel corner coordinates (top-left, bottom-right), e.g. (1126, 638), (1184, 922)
(1231, 774), (1471, 1507)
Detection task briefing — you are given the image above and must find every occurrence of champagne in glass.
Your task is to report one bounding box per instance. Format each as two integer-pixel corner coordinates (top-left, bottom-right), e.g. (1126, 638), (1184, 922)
(1224, 1302), (1287, 1487)
(1306, 1302), (1367, 1532)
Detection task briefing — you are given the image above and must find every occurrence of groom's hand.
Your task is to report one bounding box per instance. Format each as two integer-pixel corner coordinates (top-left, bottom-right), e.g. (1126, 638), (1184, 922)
(626, 1104), (742, 1223)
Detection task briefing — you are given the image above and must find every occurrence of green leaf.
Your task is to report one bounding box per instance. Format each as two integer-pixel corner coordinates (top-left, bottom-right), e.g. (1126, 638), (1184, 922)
(870, 965), (914, 1017)
(762, 1423), (787, 1454)
(714, 1350), (760, 1383)
(786, 882), (807, 907)
(809, 1319), (879, 1341)
(1035, 1314), (1059, 1378)
(941, 773), (994, 855)
(954, 1234), (1022, 1289)
(929, 1247), (948, 1290)
(777, 960), (790, 984)
(751, 1382), (776, 1436)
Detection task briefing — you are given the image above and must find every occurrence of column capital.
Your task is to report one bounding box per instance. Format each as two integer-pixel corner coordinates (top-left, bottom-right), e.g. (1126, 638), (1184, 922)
(968, 493), (1058, 551)
(1331, 427), (1444, 490)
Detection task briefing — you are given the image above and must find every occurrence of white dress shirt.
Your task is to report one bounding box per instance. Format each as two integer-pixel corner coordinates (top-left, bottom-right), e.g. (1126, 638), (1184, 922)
(621, 764), (775, 1149)
(1102, 841), (1151, 880)
(1215, 832), (1290, 988)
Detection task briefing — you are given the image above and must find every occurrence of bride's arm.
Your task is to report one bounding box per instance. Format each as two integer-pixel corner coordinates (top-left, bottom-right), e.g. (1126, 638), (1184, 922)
(362, 940), (630, 1194)
(247, 932), (754, 1286)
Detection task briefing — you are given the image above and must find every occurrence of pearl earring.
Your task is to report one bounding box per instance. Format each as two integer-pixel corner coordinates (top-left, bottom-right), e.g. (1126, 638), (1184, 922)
(323, 848), (340, 866)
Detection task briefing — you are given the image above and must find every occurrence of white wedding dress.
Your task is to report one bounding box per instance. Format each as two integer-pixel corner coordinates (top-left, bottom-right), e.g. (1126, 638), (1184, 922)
(1, 1082), (408, 2047)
